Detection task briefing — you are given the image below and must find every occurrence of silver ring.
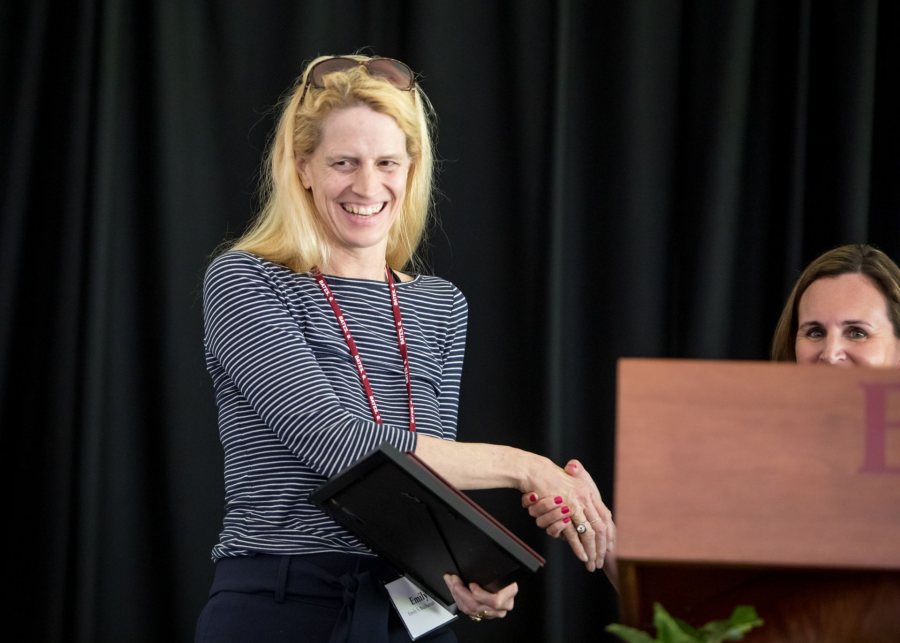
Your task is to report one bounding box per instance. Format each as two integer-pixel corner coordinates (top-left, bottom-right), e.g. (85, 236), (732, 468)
(575, 522), (588, 534)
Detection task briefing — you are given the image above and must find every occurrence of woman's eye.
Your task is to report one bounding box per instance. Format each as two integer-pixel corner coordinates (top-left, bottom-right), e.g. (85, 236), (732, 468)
(804, 327), (824, 339)
(847, 327), (868, 340)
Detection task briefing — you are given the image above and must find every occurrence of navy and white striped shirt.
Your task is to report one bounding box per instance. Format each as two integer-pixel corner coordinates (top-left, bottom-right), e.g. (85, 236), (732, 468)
(203, 250), (468, 560)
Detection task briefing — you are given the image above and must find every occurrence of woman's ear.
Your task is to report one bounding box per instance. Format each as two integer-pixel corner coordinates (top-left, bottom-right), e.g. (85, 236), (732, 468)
(296, 157), (311, 190)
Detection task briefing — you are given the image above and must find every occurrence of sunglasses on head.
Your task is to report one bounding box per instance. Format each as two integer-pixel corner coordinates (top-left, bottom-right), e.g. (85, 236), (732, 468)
(299, 56), (416, 104)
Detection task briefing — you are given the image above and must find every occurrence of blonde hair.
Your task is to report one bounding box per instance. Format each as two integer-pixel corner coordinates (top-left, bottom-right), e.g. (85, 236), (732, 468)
(232, 55), (436, 273)
(771, 244), (900, 361)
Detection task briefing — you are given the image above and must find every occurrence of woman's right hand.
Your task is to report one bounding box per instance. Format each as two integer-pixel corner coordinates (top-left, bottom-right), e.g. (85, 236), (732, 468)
(412, 437), (614, 570)
(521, 459), (615, 572)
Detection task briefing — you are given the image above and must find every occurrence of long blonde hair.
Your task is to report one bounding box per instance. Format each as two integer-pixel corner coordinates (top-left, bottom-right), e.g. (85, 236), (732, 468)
(232, 55), (436, 273)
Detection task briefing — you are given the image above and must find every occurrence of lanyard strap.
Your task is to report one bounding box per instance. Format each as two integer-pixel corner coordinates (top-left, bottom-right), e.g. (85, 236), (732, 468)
(312, 266), (416, 432)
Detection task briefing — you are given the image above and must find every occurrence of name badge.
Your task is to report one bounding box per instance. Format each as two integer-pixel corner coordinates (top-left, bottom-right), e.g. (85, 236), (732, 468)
(385, 576), (457, 640)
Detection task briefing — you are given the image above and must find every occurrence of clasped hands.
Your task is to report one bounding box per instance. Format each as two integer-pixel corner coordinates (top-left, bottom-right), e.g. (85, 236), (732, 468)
(442, 458), (616, 621)
(521, 458), (616, 574)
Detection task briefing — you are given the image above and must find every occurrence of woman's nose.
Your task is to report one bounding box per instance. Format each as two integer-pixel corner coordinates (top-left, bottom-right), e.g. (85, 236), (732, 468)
(819, 336), (846, 364)
(353, 165), (378, 196)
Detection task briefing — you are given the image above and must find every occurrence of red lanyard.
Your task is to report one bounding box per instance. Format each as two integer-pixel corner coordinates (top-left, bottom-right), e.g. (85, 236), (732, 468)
(312, 266), (416, 432)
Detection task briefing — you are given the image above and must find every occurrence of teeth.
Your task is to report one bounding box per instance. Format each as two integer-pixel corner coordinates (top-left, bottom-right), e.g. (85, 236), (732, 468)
(343, 203), (383, 216)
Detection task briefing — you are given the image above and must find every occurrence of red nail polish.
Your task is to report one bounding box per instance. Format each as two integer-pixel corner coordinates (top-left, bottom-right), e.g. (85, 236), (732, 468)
(529, 493), (537, 503)
(561, 506), (570, 514)
(563, 517), (570, 523)
(554, 496), (563, 504)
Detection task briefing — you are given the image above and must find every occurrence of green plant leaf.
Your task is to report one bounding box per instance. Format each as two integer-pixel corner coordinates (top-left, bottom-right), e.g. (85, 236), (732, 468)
(653, 603), (700, 642)
(606, 623), (658, 643)
(606, 603), (764, 643)
(697, 606), (764, 642)
(673, 617), (702, 639)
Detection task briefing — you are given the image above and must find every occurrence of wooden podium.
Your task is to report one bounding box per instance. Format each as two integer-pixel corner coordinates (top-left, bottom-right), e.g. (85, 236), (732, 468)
(614, 359), (900, 641)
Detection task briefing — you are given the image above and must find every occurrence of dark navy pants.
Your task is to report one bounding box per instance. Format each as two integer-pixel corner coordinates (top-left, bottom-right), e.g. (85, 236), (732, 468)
(195, 553), (457, 643)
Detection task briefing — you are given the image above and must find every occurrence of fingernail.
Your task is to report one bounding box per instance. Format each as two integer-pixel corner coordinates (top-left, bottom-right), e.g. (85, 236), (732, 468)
(561, 506), (570, 514)
(570, 463), (578, 471)
(554, 496), (563, 504)
(529, 493), (537, 503)
(563, 517), (570, 523)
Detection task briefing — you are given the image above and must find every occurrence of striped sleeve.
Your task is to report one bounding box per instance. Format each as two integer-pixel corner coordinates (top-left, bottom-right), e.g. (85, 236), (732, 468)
(436, 286), (467, 440)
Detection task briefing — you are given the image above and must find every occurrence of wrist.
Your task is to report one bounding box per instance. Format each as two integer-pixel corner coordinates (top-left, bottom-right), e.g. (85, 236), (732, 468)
(519, 451), (555, 494)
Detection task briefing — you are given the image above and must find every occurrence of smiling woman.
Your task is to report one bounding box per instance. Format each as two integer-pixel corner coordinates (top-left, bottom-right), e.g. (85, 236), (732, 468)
(795, 272), (900, 366)
(295, 106), (411, 275)
(230, 55), (431, 279)
(771, 244), (900, 365)
(194, 54), (616, 643)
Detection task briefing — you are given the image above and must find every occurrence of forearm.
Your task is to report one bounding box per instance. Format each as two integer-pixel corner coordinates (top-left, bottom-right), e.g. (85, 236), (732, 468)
(414, 435), (552, 492)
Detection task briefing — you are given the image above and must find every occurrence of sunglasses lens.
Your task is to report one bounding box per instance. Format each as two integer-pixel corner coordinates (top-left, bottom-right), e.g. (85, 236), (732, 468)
(310, 58), (359, 86)
(366, 59), (415, 89)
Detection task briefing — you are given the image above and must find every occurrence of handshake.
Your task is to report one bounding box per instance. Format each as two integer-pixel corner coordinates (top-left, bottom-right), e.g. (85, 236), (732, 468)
(521, 458), (618, 585)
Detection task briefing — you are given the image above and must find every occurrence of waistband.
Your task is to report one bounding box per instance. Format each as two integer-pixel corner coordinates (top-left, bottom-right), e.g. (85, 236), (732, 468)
(211, 553), (400, 642)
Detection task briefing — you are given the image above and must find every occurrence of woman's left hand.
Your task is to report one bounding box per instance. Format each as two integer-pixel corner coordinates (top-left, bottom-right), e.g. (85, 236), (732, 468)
(443, 574), (518, 621)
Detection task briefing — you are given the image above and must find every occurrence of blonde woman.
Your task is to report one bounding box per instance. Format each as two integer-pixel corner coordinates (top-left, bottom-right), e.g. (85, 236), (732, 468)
(195, 54), (614, 643)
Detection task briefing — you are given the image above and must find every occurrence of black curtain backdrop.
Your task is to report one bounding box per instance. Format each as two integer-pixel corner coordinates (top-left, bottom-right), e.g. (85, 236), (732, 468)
(2, 1), (898, 641)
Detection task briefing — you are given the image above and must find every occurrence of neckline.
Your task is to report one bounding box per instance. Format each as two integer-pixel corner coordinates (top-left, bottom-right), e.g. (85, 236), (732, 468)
(309, 271), (419, 285)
